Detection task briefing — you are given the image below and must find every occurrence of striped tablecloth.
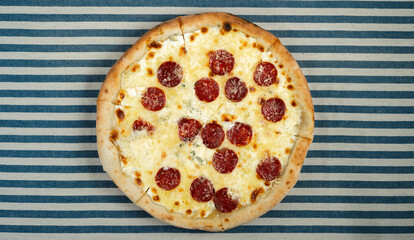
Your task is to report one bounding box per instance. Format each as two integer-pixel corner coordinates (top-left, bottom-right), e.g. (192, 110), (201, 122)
(1, 1), (413, 239)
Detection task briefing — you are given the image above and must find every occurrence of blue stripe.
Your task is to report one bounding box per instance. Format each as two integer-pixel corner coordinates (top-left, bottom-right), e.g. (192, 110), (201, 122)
(1, 75), (413, 84)
(313, 136), (414, 144)
(1, 164), (413, 174)
(1, 14), (413, 24)
(307, 150), (414, 159)
(1, 0), (413, 8)
(0, 105), (96, 113)
(1, 120), (412, 129)
(1, 29), (413, 39)
(1, 135), (412, 144)
(0, 150), (99, 158)
(0, 135), (96, 143)
(2, 44), (413, 54)
(1, 180), (412, 189)
(1, 150), (412, 159)
(2, 104), (413, 114)
(0, 75), (105, 82)
(315, 120), (414, 129)
(2, 90), (414, 100)
(307, 76), (414, 84)
(0, 195), (412, 204)
(1, 209), (413, 219)
(0, 120), (96, 128)
(302, 166), (414, 174)
(3, 59), (414, 69)
(0, 225), (413, 234)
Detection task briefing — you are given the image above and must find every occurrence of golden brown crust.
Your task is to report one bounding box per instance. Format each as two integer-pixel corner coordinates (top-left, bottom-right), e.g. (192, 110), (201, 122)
(96, 100), (147, 203)
(97, 17), (182, 103)
(219, 137), (312, 230)
(270, 39), (315, 140)
(138, 194), (223, 231)
(180, 12), (278, 51)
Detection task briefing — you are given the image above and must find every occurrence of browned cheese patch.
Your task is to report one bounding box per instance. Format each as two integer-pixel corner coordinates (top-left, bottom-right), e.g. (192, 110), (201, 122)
(148, 41), (162, 49)
(251, 187), (264, 203)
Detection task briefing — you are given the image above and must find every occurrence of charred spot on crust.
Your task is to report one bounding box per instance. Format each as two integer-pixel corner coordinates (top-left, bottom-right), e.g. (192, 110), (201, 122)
(287, 84), (294, 90)
(104, 89), (108, 93)
(131, 64), (140, 72)
(180, 46), (187, 55)
(224, 218), (230, 222)
(115, 109), (125, 121)
(148, 41), (162, 49)
(286, 181), (290, 185)
(147, 68), (154, 76)
(109, 130), (118, 142)
(201, 27), (208, 33)
(153, 195), (160, 201)
(120, 155), (128, 165)
(291, 100), (297, 107)
(147, 52), (155, 58)
(223, 22), (232, 32)
(186, 209), (192, 215)
(251, 187), (264, 203)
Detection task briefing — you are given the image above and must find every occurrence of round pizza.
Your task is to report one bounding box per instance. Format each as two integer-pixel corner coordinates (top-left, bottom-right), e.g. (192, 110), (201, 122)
(96, 12), (314, 231)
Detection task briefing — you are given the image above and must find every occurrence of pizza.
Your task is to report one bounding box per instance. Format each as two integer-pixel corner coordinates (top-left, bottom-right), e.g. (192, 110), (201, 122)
(96, 12), (314, 231)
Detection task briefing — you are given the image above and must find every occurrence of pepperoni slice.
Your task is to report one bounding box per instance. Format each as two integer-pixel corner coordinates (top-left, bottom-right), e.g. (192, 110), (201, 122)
(178, 118), (202, 142)
(194, 78), (219, 102)
(201, 122), (225, 149)
(254, 62), (278, 86)
(141, 87), (166, 111)
(256, 156), (282, 181)
(225, 77), (248, 102)
(155, 167), (181, 190)
(227, 122), (253, 147)
(213, 148), (238, 174)
(261, 98), (286, 123)
(190, 177), (215, 202)
(157, 61), (183, 87)
(208, 50), (235, 75)
(214, 188), (239, 213)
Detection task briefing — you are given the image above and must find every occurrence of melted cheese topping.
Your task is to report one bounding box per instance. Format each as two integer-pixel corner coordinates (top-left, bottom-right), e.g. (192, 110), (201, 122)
(112, 26), (302, 218)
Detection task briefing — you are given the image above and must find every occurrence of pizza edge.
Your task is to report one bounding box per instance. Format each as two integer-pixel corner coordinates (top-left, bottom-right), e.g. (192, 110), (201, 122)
(96, 100), (147, 203)
(97, 17), (182, 103)
(219, 137), (312, 229)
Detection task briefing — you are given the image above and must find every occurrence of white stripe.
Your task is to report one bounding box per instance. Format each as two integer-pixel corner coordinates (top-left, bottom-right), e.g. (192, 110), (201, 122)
(0, 128), (96, 136)
(1, 82), (412, 92)
(0, 158), (101, 166)
(308, 83), (414, 91)
(315, 128), (414, 137)
(0, 98), (96, 105)
(299, 173), (414, 182)
(1, 37), (413, 47)
(314, 98), (414, 107)
(316, 113), (414, 121)
(1, 202), (413, 212)
(1, 172), (412, 182)
(1, 187), (412, 197)
(3, 21), (413, 32)
(1, 233), (413, 240)
(1, 67), (413, 76)
(1, 217), (413, 227)
(1, 97), (413, 107)
(1, 6), (412, 16)
(0, 141), (411, 152)
(307, 158), (414, 167)
(2, 52), (414, 62)
(0, 113), (96, 121)
(0, 82), (102, 90)
(0, 142), (97, 151)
